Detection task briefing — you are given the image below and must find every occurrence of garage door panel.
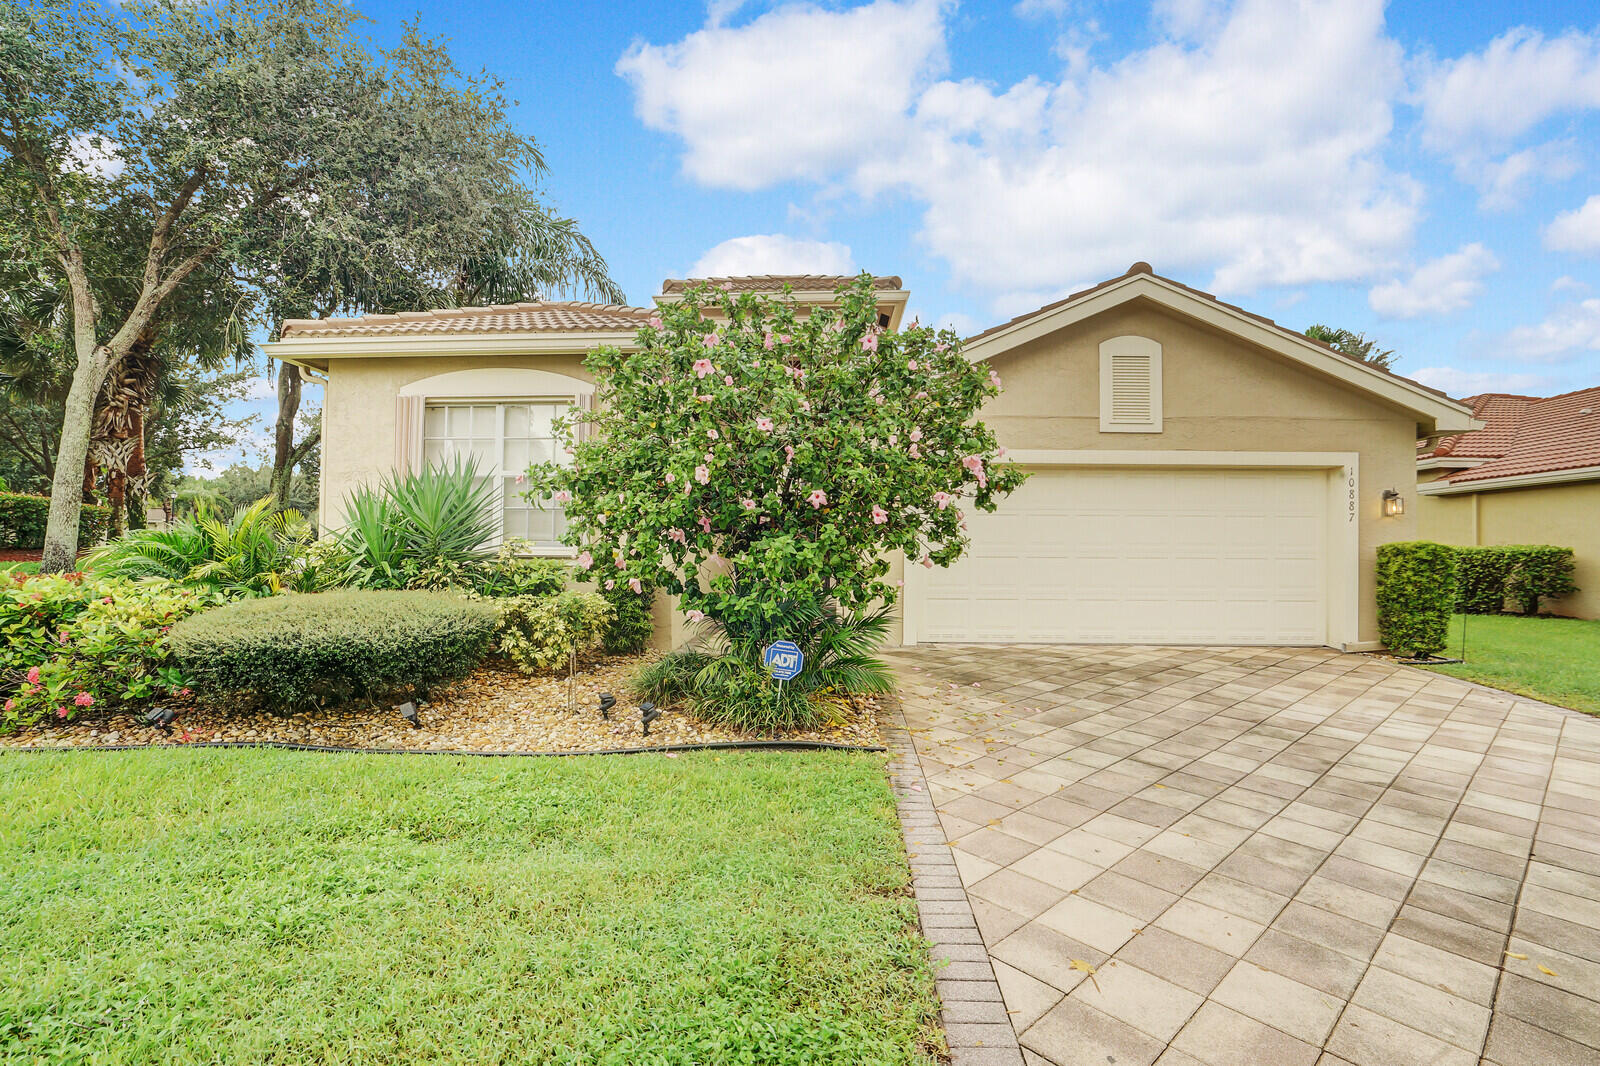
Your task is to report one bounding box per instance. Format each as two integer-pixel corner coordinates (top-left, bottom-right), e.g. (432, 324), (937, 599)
(920, 467), (1328, 646)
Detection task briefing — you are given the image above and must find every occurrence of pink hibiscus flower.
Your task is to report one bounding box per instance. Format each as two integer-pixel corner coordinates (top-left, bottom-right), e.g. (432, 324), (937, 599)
(576, 551), (593, 570)
(932, 491), (954, 509)
(908, 443), (921, 459)
(553, 490), (571, 504)
(604, 579), (615, 590)
(755, 416), (774, 433)
(807, 489), (827, 508)
(686, 609), (706, 623)
(648, 315), (663, 329)
(694, 465), (711, 485)
(723, 375), (734, 386)
(692, 358), (715, 378)
(667, 528), (687, 544)
(871, 505), (888, 524)
(629, 577), (643, 594)
(741, 498), (757, 510)
(763, 332), (776, 350)
(909, 427), (923, 442)
(861, 333), (878, 352)
(921, 556), (935, 568)
(888, 433), (898, 445)
(702, 332), (722, 348)
(698, 515), (713, 534)
(784, 444), (795, 462)
(908, 359), (918, 370)
(988, 368), (1003, 388)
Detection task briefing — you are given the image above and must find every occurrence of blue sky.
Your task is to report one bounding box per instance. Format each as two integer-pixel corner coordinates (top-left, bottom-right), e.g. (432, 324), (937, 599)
(210, 0), (1600, 468)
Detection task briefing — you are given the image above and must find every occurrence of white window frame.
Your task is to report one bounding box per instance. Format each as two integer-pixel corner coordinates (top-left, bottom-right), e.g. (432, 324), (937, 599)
(1099, 335), (1163, 433)
(421, 395), (576, 556)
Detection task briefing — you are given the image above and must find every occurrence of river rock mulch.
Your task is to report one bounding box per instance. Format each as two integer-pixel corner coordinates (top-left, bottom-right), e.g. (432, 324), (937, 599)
(0, 654), (886, 753)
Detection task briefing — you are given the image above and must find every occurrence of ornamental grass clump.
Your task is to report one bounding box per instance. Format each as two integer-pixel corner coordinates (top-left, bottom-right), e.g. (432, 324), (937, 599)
(523, 273), (1022, 729)
(169, 590), (497, 710)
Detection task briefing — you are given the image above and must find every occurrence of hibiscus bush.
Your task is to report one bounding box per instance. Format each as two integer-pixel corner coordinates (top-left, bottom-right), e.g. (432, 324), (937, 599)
(1, 572), (222, 731)
(526, 274), (1023, 726)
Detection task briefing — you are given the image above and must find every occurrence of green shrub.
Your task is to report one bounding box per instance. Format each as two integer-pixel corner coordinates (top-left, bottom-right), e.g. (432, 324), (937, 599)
(87, 499), (313, 596)
(404, 540), (569, 598)
(339, 458), (499, 588)
(1, 573), (220, 731)
(1451, 544), (1578, 615)
(1501, 545), (1579, 615)
(602, 585), (654, 654)
(494, 590), (614, 673)
(169, 590), (498, 709)
(1376, 541), (1458, 658)
(0, 493), (110, 550)
(632, 604), (893, 732)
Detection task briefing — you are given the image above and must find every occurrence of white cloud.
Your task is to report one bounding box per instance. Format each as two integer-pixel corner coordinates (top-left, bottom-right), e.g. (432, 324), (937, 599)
(1409, 366), (1558, 398)
(1503, 298), (1600, 360)
(1416, 27), (1600, 206)
(1545, 195), (1600, 255)
(616, 0), (949, 191)
(687, 233), (856, 277)
(622, 0), (1418, 299)
(66, 132), (124, 180)
(1367, 243), (1499, 319)
(1552, 275), (1591, 295)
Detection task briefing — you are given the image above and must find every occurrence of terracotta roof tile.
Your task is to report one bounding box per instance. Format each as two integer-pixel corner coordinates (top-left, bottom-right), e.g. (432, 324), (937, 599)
(1438, 385), (1600, 485)
(278, 301), (653, 339)
(657, 274), (903, 294)
(963, 261), (1453, 401)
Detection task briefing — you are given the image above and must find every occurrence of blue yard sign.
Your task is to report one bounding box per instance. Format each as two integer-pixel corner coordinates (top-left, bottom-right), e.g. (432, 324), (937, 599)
(762, 640), (804, 681)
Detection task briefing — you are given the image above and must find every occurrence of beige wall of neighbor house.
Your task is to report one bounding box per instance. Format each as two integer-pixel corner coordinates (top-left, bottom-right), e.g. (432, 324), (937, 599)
(965, 300), (1424, 647)
(1418, 481), (1600, 619)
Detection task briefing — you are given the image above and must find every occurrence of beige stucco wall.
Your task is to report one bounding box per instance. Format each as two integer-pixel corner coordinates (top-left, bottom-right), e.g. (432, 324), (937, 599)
(319, 353), (594, 528)
(315, 297), (1426, 650)
(1417, 480), (1599, 619)
(975, 299), (1424, 646)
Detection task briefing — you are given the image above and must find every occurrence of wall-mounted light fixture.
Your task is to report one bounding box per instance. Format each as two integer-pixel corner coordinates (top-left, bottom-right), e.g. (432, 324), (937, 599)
(1382, 488), (1405, 517)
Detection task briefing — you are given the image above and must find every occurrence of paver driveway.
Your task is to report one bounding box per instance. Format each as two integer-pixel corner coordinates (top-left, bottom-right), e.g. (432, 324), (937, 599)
(885, 644), (1600, 1066)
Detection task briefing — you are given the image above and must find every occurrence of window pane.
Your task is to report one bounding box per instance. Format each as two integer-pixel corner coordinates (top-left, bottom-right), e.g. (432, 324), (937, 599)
(504, 437), (530, 471)
(505, 404), (531, 437)
(424, 439), (447, 464)
(424, 406), (445, 437)
(472, 405), (496, 436)
(447, 406), (470, 437)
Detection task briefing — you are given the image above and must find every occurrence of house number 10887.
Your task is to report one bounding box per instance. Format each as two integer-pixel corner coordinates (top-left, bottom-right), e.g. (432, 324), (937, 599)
(1346, 469), (1356, 522)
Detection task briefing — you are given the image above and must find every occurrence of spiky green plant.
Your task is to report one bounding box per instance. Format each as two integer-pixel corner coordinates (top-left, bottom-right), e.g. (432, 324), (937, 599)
(336, 457), (500, 588)
(86, 498), (312, 596)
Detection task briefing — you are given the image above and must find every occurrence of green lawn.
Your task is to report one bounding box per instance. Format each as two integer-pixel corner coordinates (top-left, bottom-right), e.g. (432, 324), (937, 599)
(0, 749), (940, 1065)
(1421, 613), (1600, 715)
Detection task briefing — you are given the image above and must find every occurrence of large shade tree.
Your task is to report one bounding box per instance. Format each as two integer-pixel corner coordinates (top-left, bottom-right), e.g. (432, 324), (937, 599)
(0, 0), (619, 569)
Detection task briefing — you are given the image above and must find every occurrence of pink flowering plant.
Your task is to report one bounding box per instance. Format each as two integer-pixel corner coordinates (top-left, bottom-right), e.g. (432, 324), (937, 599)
(0, 572), (215, 731)
(523, 275), (1024, 723)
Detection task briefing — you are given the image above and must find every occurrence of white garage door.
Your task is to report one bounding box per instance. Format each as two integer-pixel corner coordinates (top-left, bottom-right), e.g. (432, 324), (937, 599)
(917, 467), (1328, 645)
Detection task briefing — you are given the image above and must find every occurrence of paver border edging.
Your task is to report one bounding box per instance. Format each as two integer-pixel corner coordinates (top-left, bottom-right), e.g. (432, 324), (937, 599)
(0, 739), (886, 757)
(883, 695), (1025, 1066)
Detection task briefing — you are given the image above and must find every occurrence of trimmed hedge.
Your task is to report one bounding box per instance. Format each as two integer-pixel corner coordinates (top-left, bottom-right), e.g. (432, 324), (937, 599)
(0, 493), (110, 551)
(1376, 541), (1458, 658)
(169, 590), (497, 709)
(1453, 545), (1578, 615)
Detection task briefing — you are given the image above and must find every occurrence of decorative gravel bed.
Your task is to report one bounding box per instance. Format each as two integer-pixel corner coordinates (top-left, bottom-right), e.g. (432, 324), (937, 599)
(0, 654), (886, 752)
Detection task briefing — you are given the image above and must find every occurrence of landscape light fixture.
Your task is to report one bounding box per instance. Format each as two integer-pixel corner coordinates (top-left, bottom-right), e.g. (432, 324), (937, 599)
(597, 693), (616, 720)
(144, 706), (178, 734)
(640, 701), (662, 736)
(397, 701), (421, 728)
(1382, 488), (1405, 517)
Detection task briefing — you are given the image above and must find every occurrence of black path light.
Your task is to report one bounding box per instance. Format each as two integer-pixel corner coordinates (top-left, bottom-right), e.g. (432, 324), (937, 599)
(597, 693), (616, 720)
(640, 701), (662, 736)
(397, 701), (421, 728)
(143, 706), (178, 734)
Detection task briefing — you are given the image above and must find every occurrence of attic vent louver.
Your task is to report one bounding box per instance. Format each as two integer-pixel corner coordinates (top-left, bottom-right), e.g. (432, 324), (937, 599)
(1099, 336), (1163, 433)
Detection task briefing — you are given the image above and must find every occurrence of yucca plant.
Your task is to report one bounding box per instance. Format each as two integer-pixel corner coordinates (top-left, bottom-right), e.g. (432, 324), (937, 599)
(87, 498), (312, 597)
(336, 457), (501, 588)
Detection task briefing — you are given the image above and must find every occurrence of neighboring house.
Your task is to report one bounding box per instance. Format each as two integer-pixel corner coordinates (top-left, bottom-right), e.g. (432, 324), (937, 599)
(1417, 387), (1599, 619)
(265, 263), (1476, 651)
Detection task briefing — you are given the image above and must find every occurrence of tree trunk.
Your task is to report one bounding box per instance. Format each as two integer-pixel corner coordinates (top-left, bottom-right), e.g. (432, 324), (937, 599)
(269, 360), (303, 508)
(41, 346), (111, 572)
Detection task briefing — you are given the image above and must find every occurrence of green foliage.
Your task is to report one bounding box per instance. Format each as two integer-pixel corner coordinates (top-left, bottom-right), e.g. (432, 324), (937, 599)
(1451, 545), (1579, 615)
(177, 460), (316, 516)
(0, 493), (109, 550)
(1376, 541), (1458, 658)
(633, 604), (895, 732)
(526, 274), (1024, 651)
(169, 590), (497, 710)
(1, 572), (220, 730)
(494, 590), (615, 674)
(86, 498), (313, 596)
(1304, 324), (1396, 371)
(338, 457), (499, 588)
(404, 541), (570, 598)
(602, 585), (655, 655)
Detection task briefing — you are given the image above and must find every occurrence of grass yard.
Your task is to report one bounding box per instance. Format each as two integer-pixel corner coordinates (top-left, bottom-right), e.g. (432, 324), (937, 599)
(1422, 613), (1600, 715)
(0, 749), (940, 1065)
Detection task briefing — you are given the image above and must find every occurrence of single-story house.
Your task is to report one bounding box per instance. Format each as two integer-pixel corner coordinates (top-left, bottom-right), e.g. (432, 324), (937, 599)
(1417, 387), (1598, 619)
(266, 263), (1477, 651)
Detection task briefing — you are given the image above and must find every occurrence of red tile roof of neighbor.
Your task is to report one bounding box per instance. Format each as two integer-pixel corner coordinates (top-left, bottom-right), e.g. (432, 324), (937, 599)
(277, 301), (654, 339)
(1424, 386), (1600, 485)
(658, 274), (903, 294)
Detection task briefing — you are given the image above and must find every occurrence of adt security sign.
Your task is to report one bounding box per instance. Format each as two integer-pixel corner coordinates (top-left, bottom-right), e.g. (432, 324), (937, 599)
(762, 640), (804, 681)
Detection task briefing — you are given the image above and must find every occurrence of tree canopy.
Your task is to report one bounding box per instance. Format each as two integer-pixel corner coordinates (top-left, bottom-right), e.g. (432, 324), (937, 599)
(1304, 324), (1397, 372)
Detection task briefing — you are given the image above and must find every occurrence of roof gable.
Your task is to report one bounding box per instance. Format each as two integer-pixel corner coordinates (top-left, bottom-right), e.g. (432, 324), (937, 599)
(962, 263), (1478, 435)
